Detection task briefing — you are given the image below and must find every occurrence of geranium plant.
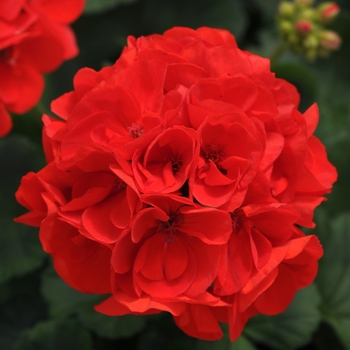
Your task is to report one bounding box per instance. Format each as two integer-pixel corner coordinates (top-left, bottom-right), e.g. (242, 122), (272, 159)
(15, 25), (336, 341)
(1, 0), (349, 349)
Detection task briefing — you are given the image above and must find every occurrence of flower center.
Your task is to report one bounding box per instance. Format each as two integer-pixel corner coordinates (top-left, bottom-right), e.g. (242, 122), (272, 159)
(203, 144), (227, 175)
(171, 157), (183, 174)
(203, 144), (224, 164)
(127, 123), (144, 138)
(230, 212), (242, 233)
(114, 178), (126, 192)
(160, 213), (183, 235)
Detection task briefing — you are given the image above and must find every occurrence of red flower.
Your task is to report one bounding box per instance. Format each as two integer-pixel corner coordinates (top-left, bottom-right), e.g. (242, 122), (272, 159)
(15, 26), (337, 341)
(128, 194), (231, 297)
(192, 114), (263, 208)
(0, 0), (85, 136)
(132, 127), (199, 194)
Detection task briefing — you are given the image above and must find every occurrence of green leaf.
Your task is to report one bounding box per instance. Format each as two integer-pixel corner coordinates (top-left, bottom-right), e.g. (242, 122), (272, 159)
(14, 319), (93, 350)
(315, 213), (350, 314)
(41, 265), (104, 318)
(136, 328), (166, 350)
(230, 336), (256, 350)
(0, 219), (45, 284)
(244, 284), (321, 350)
(195, 325), (256, 350)
(323, 317), (350, 350)
(136, 313), (193, 350)
(0, 135), (46, 283)
(0, 272), (47, 350)
(78, 308), (146, 340)
(84, 0), (139, 14)
(313, 322), (346, 350)
(315, 213), (350, 349)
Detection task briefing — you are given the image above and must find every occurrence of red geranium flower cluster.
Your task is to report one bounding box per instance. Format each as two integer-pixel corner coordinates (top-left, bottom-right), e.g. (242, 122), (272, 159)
(15, 27), (337, 341)
(0, 0), (85, 137)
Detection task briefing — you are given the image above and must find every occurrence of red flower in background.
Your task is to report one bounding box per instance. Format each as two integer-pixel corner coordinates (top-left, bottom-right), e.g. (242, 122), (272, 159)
(0, 0), (85, 136)
(15, 27), (337, 341)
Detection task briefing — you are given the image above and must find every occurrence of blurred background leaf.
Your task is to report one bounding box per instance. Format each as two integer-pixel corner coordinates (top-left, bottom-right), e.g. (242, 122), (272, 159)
(310, 11), (350, 217)
(0, 272), (47, 350)
(85, 0), (140, 14)
(0, 135), (45, 284)
(315, 212), (350, 349)
(244, 284), (321, 350)
(40, 267), (103, 318)
(196, 328), (256, 350)
(14, 319), (93, 350)
(77, 309), (146, 340)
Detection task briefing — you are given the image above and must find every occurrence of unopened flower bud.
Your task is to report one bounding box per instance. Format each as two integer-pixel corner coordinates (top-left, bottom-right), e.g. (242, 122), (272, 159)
(279, 20), (294, 34)
(277, 0), (341, 60)
(294, 0), (314, 7)
(279, 1), (296, 18)
(300, 8), (316, 21)
(303, 34), (319, 49)
(295, 20), (313, 33)
(318, 2), (340, 23)
(319, 30), (341, 50)
(305, 48), (318, 60)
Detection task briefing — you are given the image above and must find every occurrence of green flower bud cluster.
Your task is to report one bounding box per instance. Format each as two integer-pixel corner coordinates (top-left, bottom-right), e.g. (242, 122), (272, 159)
(277, 0), (341, 60)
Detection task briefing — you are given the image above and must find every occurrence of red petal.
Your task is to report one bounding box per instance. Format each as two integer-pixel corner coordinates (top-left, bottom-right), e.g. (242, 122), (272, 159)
(44, 219), (111, 294)
(250, 227), (272, 269)
(121, 59), (167, 113)
(215, 232), (253, 295)
(303, 103), (319, 138)
(254, 264), (297, 315)
(183, 235), (221, 297)
(39, 0), (85, 24)
(98, 290), (185, 316)
(19, 32), (65, 72)
(0, 61), (43, 113)
(179, 206), (231, 244)
(111, 230), (137, 274)
(134, 236), (197, 298)
(164, 63), (206, 91)
(82, 195), (125, 244)
(0, 0), (25, 21)
(164, 236), (188, 280)
(174, 304), (224, 341)
(131, 207), (168, 243)
(134, 234), (167, 281)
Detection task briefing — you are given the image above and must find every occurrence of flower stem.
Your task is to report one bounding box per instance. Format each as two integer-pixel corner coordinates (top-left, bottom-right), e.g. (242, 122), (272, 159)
(269, 41), (288, 68)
